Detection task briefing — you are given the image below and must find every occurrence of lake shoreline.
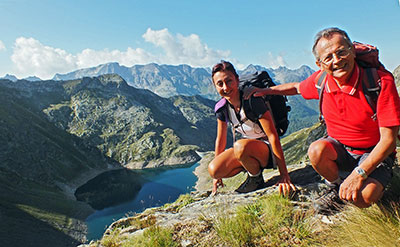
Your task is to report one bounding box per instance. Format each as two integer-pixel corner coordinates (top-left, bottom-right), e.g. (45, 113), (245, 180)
(83, 160), (201, 242)
(193, 151), (214, 192)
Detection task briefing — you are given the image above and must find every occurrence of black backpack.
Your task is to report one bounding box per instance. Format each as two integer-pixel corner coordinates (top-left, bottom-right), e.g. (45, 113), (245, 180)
(239, 71), (291, 136)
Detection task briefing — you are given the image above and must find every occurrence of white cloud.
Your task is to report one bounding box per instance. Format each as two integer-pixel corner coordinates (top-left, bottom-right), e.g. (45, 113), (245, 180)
(0, 40), (6, 51)
(142, 28), (230, 67)
(10, 29), (231, 79)
(11, 37), (77, 79)
(264, 52), (288, 69)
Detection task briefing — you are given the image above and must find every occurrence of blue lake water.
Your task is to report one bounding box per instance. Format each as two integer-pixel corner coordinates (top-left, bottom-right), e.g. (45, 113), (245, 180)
(84, 162), (199, 241)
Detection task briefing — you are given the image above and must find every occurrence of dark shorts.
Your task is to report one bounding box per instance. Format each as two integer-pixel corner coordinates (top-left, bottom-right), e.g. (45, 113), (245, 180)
(324, 136), (395, 188)
(259, 138), (275, 170)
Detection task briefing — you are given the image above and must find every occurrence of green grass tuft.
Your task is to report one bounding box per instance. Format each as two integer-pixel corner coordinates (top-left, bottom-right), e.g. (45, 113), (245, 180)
(215, 194), (316, 247)
(324, 203), (400, 247)
(123, 226), (178, 247)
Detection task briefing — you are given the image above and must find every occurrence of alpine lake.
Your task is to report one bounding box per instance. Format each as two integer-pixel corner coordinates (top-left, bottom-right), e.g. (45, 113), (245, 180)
(76, 162), (199, 241)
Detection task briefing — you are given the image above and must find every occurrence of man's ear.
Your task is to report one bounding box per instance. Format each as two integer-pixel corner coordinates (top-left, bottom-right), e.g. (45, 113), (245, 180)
(350, 44), (356, 57)
(315, 60), (323, 70)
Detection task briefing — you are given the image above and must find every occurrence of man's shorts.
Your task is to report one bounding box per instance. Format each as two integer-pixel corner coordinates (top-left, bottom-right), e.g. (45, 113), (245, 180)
(324, 136), (395, 188)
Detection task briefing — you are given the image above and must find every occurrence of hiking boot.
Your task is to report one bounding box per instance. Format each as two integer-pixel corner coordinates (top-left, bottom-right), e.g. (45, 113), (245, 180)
(235, 173), (265, 193)
(313, 185), (345, 215)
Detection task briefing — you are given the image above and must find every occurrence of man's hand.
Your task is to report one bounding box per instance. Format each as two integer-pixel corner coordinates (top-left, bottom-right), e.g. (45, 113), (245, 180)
(242, 86), (259, 99)
(242, 86), (272, 99)
(339, 171), (364, 202)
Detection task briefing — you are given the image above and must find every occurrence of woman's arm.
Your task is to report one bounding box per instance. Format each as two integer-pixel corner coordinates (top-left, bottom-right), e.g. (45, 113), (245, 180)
(258, 111), (296, 195)
(211, 119), (228, 194)
(215, 119), (228, 156)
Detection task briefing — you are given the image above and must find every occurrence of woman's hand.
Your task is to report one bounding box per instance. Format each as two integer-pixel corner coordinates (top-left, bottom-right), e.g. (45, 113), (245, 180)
(212, 178), (224, 195)
(276, 175), (296, 197)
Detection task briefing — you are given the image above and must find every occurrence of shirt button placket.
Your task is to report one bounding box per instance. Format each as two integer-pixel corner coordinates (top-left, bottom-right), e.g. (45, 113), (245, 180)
(338, 94), (345, 119)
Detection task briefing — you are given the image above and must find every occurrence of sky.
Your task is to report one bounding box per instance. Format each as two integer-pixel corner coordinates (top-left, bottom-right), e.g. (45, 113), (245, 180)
(0, 0), (399, 80)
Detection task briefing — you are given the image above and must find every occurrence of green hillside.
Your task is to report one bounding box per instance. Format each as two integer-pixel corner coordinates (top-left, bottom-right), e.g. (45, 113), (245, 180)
(0, 83), (114, 246)
(0, 75), (219, 246)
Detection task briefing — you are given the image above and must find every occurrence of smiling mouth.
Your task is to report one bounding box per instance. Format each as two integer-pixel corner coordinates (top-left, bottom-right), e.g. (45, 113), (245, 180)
(222, 90), (231, 96)
(333, 63), (346, 71)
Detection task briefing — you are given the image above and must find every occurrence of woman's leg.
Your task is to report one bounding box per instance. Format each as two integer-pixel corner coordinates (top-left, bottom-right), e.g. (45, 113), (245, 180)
(208, 148), (244, 179)
(233, 139), (270, 175)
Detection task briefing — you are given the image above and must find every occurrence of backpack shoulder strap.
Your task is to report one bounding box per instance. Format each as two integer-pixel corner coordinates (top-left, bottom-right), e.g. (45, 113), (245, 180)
(214, 98), (230, 123)
(361, 67), (381, 121)
(214, 97), (237, 143)
(315, 71), (328, 122)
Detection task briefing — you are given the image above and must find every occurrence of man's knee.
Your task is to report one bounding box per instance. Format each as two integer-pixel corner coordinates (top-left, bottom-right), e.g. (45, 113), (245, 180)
(307, 140), (325, 163)
(354, 180), (384, 208)
(307, 140), (336, 164)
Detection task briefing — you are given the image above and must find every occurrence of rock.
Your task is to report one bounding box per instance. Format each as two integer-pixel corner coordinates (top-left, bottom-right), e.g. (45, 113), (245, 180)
(90, 163), (324, 245)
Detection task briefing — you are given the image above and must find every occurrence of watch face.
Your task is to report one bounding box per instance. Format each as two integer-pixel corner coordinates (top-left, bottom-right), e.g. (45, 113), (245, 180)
(356, 167), (367, 179)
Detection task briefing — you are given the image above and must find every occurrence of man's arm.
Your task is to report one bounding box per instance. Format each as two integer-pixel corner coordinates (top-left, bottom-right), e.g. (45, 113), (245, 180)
(358, 126), (398, 175)
(244, 82), (301, 98)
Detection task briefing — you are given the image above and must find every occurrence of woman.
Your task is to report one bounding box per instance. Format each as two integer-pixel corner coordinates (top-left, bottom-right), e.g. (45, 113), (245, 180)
(208, 61), (295, 195)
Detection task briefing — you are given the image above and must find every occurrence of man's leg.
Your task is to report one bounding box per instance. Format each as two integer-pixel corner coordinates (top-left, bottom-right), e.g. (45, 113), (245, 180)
(307, 139), (339, 182)
(308, 138), (347, 214)
(350, 153), (394, 208)
(352, 178), (384, 208)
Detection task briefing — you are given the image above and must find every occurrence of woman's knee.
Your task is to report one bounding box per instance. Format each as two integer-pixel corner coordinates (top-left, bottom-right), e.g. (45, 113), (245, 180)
(233, 139), (247, 160)
(208, 160), (218, 178)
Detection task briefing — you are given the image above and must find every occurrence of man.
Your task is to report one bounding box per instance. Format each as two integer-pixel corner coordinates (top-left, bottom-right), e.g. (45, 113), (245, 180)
(247, 27), (400, 214)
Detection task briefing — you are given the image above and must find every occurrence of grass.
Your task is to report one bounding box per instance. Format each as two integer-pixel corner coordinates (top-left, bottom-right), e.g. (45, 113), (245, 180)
(97, 226), (178, 247)
(94, 189), (400, 247)
(162, 194), (195, 213)
(91, 152), (400, 247)
(324, 203), (400, 247)
(215, 194), (316, 247)
(123, 226), (178, 247)
(322, 164), (400, 247)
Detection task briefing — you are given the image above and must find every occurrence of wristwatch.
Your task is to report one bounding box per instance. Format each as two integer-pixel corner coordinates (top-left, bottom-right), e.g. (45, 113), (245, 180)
(355, 167), (368, 179)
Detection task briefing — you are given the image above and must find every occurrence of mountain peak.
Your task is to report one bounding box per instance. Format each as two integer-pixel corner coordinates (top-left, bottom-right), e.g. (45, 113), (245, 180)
(23, 76), (42, 81)
(1, 74), (18, 82)
(97, 73), (128, 87)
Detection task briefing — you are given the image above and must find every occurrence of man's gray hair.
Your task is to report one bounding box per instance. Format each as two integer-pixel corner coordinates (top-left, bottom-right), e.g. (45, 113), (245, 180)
(312, 27), (353, 60)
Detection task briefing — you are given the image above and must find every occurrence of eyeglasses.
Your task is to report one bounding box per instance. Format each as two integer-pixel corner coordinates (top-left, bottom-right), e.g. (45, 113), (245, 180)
(319, 46), (352, 66)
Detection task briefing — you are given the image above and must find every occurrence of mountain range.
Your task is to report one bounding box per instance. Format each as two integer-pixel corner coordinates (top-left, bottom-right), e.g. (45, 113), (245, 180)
(50, 62), (320, 134)
(0, 74), (220, 246)
(51, 62), (315, 99)
(1, 62), (398, 246)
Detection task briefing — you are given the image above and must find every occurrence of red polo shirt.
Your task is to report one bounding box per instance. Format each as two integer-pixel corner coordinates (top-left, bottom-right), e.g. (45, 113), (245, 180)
(299, 64), (400, 150)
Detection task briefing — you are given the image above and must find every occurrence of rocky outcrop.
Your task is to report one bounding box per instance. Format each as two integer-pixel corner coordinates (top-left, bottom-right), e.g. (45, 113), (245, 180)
(81, 162), (324, 247)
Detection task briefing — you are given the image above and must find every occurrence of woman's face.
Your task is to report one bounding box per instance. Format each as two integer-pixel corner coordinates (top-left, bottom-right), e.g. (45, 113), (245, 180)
(212, 70), (239, 100)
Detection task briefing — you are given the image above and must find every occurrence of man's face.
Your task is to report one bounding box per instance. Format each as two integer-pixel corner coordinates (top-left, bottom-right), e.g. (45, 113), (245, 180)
(315, 33), (356, 83)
